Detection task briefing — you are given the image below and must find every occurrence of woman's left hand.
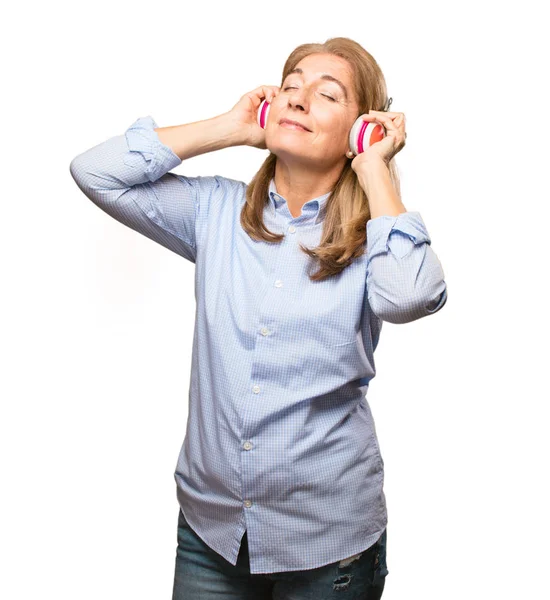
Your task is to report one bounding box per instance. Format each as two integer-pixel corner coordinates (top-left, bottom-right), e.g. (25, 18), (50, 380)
(351, 110), (407, 172)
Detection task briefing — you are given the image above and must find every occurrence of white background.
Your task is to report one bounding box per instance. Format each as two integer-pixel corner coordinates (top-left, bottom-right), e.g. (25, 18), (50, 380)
(2, 0), (548, 598)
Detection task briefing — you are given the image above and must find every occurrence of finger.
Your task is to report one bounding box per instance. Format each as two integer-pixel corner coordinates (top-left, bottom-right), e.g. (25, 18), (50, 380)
(364, 112), (405, 134)
(362, 113), (394, 133)
(369, 110), (404, 118)
(369, 111), (406, 128)
(250, 86), (276, 103)
(269, 87), (280, 102)
(262, 86), (279, 102)
(268, 86), (280, 102)
(366, 112), (399, 126)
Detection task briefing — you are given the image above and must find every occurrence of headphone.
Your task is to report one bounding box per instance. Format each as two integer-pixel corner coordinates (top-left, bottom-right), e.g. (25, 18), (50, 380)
(257, 97), (392, 156)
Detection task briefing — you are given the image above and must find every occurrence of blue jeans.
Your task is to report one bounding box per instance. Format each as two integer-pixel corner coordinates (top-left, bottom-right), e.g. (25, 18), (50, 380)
(172, 508), (388, 599)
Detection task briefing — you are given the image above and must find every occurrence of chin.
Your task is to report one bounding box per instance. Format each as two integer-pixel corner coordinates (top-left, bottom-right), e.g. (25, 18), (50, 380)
(268, 138), (308, 155)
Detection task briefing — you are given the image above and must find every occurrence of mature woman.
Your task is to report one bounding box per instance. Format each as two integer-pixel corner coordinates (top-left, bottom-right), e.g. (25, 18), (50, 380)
(70, 37), (447, 600)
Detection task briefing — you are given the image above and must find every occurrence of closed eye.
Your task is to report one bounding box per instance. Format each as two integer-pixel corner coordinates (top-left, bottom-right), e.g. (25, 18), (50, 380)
(283, 87), (336, 102)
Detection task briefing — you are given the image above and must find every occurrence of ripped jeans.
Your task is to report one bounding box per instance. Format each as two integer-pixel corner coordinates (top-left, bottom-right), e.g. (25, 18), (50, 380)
(172, 508), (388, 600)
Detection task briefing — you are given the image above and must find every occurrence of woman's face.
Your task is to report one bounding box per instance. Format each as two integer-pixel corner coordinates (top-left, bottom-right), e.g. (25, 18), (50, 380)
(265, 53), (359, 168)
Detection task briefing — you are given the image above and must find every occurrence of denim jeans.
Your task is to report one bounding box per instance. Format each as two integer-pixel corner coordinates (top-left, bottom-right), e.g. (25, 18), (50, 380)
(172, 507), (388, 599)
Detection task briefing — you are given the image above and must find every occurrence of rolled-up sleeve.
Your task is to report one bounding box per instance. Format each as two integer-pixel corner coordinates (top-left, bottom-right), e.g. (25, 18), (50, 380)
(69, 115), (219, 263)
(365, 211), (448, 324)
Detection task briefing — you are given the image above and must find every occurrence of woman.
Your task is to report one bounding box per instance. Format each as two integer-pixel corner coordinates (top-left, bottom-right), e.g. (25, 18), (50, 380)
(70, 37), (447, 600)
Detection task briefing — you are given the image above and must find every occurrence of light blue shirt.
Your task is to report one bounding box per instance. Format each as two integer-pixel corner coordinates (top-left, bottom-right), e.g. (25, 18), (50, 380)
(70, 115), (447, 574)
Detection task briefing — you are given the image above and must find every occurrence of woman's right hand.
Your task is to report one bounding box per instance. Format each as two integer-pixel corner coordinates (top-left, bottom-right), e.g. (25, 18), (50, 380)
(226, 85), (280, 150)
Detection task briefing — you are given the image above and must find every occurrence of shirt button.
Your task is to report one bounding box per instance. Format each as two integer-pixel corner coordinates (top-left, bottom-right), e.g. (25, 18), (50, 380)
(243, 441), (253, 450)
(244, 500), (253, 508)
(274, 279), (283, 287)
(288, 225), (296, 233)
(252, 385), (260, 393)
(260, 327), (269, 336)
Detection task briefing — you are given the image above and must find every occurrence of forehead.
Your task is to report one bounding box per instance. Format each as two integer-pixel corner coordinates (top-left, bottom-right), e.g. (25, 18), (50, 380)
(292, 53), (352, 82)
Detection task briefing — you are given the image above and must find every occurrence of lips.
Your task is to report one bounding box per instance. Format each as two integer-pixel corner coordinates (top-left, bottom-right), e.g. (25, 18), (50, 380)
(279, 118), (311, 132)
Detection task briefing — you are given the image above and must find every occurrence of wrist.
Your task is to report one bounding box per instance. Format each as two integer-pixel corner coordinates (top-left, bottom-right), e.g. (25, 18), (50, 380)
(216, 112), (248, 148)
(356, 159), (407, 218)
(355, 157), (388, 180)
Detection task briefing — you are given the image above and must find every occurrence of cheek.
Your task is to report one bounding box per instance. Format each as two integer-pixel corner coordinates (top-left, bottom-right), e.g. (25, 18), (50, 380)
(320, 119), (352, 143)
(317, 110), (349, 130)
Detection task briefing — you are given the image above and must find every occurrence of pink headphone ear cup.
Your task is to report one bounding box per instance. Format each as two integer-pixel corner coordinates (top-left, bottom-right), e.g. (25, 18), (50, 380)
(349, 116), (386, 155)
(257, 100), (271, 129)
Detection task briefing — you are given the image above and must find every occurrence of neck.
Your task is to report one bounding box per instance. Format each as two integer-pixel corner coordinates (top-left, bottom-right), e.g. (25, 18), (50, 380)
(273, 159), (343, 217)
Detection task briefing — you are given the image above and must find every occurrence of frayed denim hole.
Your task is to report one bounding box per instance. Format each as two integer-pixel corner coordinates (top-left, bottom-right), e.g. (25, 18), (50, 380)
(373, 530), (389, 583)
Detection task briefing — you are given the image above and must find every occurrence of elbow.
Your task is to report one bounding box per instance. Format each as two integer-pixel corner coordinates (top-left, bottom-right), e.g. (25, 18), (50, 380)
(69, 156), (83, 184)
(69, 155), (110, 210)
(69, 156), (97, 203)
(368, 280), (448, 324)
(69, 156), (89, 197)
(69, 155), (93, 193)
(425, 285), (448, 315)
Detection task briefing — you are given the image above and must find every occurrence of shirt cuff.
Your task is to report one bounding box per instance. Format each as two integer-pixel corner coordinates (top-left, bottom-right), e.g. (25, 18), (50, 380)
(366, 211), (431, 259)
(124, 115), (182, 182)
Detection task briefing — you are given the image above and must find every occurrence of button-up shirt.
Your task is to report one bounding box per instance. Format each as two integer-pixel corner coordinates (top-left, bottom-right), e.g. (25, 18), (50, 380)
(69, 115), (448, 574)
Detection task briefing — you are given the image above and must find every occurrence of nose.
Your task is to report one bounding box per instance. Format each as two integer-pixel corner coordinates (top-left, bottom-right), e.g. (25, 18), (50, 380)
(287, 88), (309, 112)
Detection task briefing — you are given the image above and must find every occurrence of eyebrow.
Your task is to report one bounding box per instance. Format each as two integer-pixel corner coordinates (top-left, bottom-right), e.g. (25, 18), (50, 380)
(287, 67), (349, 101)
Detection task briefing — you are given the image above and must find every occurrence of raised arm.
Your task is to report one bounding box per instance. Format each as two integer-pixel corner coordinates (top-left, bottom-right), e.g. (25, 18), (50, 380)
(357, 159), (448, 324)
(365, 211), (448, 324)
(69, 113), (244, 262)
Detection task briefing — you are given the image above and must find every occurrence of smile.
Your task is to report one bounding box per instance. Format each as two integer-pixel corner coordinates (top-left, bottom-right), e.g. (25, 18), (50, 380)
(280, 122), (310, 132)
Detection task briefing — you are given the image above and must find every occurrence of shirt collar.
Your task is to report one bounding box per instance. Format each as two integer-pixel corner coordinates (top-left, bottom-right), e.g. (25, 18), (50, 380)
(268, 178), (332, 223)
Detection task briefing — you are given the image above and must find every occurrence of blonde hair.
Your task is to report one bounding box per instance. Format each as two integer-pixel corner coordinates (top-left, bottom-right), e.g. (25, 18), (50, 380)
(240, 36), (402, 281)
